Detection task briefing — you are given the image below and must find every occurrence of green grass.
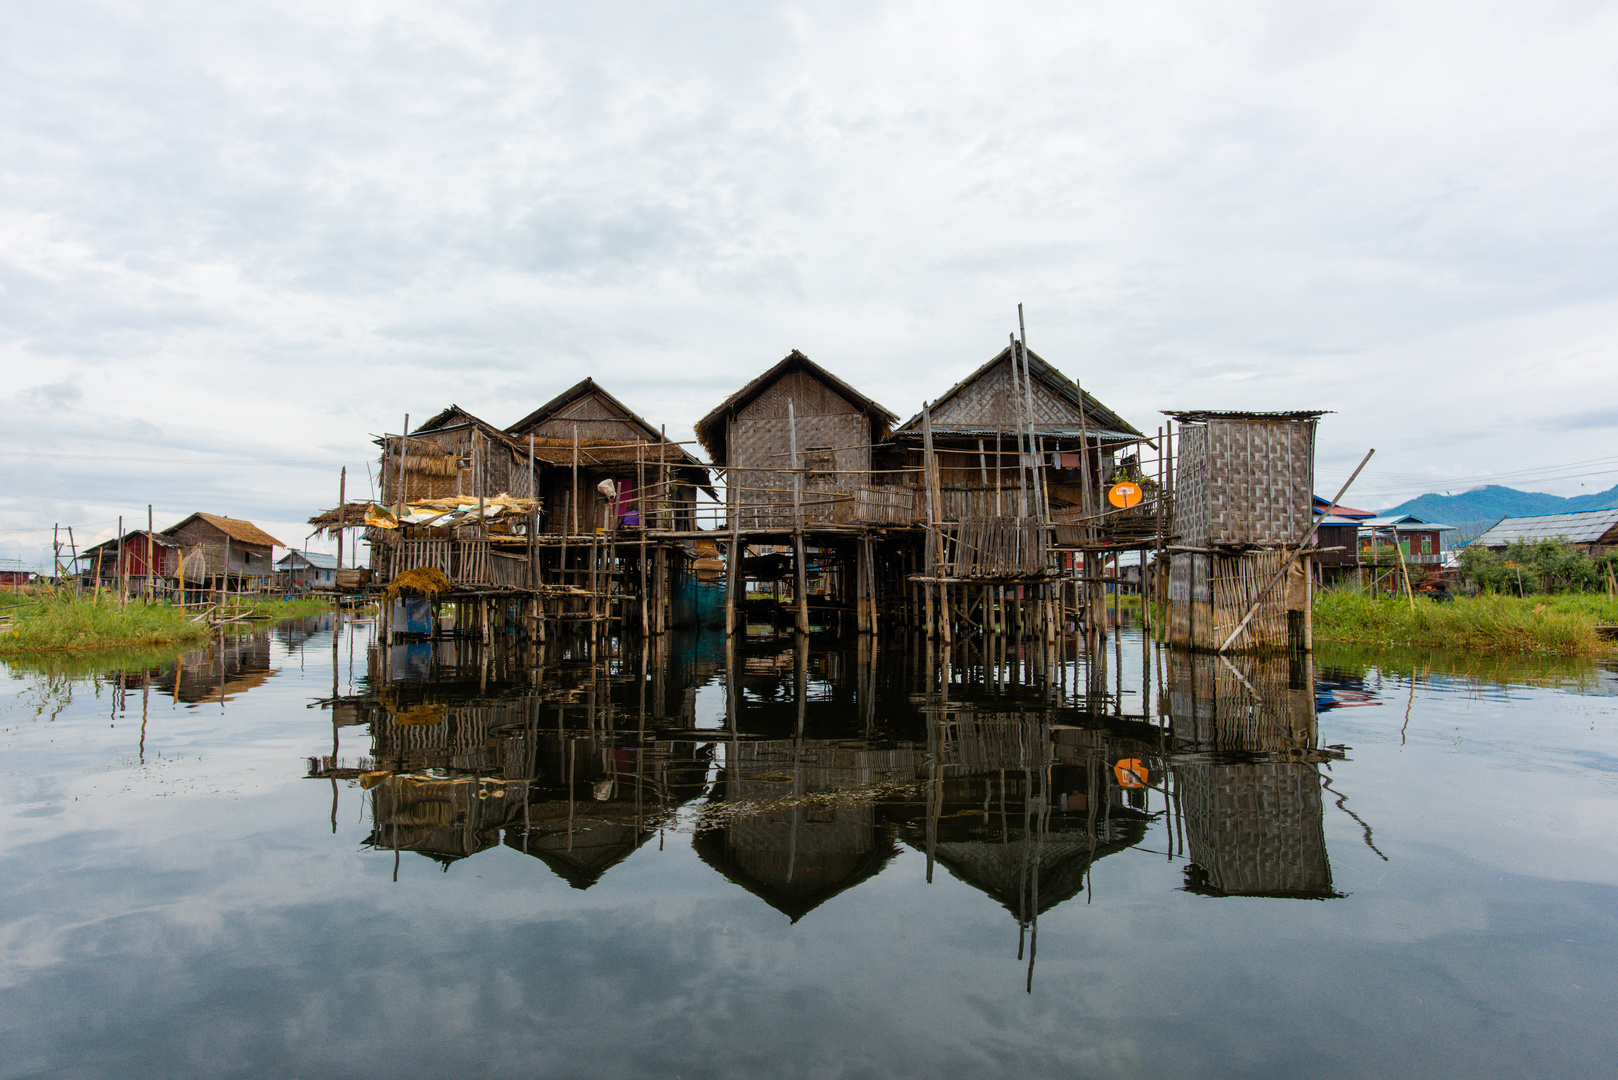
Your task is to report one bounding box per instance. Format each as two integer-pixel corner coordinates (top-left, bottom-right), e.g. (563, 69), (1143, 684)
(1312, 590), (1618, 655)
(222, 596), (333, 620)
(0, 597), (211, 655)
(0, 594), (333, 657)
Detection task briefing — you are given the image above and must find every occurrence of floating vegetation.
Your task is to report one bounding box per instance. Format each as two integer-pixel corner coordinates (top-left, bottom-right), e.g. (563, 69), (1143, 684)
(690, 778), (925, 830)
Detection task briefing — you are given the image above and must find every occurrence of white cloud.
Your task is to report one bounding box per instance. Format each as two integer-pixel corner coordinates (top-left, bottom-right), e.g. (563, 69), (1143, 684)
(0, 0), (1615, 550)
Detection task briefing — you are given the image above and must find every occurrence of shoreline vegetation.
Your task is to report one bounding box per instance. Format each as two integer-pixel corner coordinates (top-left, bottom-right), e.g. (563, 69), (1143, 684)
(0, 594), (335, 657)
(1313, 590), (1617, 655)
(1109, 590), (1616, 656)
(3, 587), (1613, 659)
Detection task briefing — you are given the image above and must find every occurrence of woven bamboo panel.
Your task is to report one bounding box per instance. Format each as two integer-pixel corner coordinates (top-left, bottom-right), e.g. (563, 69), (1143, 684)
(931, 359), (1089, 429)
(941, 518), (1050, 578)
(729, 372), (871, 526)
(1174, 419), (1314, 546)
(1176, 761), (1332, 897)
(1209, 548), (1289, 651)
(1166, 651), (1315, 752)
(853, 484), (917, 524)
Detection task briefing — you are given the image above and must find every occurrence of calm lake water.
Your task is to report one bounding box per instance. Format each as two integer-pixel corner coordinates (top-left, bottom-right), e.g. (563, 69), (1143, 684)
(3, 616), (1617, 1079)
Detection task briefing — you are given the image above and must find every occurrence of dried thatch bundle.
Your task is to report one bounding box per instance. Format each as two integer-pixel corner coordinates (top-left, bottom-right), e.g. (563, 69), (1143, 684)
(388, 702), (446, 726)
(383, 566), (452, 600)
(384, 436), (462, 477)
(307, 501), (372, 537)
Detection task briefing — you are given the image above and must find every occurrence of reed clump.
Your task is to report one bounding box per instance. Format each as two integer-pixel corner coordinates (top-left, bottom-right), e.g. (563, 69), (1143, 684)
(1313, 590), (1616, 655)
(0, 597), (210, 656)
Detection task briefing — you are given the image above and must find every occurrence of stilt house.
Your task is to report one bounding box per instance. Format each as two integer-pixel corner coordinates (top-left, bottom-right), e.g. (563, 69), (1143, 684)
(895, 344), (1149, 580)
(370, 406), (540, 591)
(696, 351), (899, 530)
(162, 513), (283, 592)
(505, 378), (713, 535)
(1164, 410), (1323, 652)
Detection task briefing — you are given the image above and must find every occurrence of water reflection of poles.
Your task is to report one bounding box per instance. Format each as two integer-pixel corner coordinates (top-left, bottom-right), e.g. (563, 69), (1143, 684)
(787, 634), (808, 883)
(331, 610), (340, 833)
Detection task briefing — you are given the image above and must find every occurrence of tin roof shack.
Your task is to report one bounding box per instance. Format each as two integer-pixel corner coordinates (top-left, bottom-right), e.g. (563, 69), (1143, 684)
(1311, 515), (1367, 583)
(1473, 507), (1618, 557)
(1165, 410), (1325, 653)
(161, 514), (283, 593)
(505, 377), (714, 536)
(895, 344), (1149, 580)
(277, 550), (338, 591)
(78, 530), (183, 597)
(1356, 514), (1455, 579)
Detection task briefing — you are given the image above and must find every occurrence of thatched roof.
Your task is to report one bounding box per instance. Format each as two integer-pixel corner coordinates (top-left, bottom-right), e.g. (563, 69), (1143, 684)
(163, 512), (284, 549)
(307, 501), (372, 536)
(506, 378), (716, 495)
(897, 345), (1143, 439)
(694, 350), (899, 465)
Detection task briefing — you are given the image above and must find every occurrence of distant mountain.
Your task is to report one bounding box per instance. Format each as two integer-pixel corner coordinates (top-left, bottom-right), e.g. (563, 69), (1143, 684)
(1381, 483), (1618, 530)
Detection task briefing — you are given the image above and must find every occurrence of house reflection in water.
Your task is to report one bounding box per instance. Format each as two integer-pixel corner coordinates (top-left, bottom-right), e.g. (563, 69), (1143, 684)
(1168, 653), (1342, 900)
(912, 709), (1155, 927)
(308, 626), (1349, 943)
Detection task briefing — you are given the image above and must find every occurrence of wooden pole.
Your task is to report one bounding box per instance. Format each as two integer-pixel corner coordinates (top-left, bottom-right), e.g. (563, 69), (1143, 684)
(396, 414), (409, 520)
(789, 400), (810, 636)
(1393, 527), (1417, 612)
(66, 527), (79, 598)
(147, 504), (155, 602)
(922, 404), (940, 640)
(336, 467), (347, 573)
(1009, 334), (1028, 518)
(116, 515), (125, 606)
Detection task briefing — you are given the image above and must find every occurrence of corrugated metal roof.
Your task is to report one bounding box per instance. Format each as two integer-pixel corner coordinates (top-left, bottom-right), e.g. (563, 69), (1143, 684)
(278, 551), (339, 570)
(1474, 507), (1618, 546)
(918, 426), (1141, 441)
(1162, 409), (1329, 422)
(1360, 515), (1457, 531)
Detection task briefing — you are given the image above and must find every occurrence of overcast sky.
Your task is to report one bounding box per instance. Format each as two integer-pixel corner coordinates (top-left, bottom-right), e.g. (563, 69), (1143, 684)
(3, 0), (1616, 567)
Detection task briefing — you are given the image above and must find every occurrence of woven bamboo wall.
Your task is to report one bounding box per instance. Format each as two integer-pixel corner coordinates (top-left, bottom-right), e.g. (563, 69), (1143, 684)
(729, 370), (871, 527)
(383, 429), (536, 504)
(930, 360), (1091, 429)
(1168, 549), (1304, 652)
(513, 394), (653, 445)
(1177, 761), (1333, 897)
(1173, 418), (1314, 547)
(1165, 650), (1331, 897)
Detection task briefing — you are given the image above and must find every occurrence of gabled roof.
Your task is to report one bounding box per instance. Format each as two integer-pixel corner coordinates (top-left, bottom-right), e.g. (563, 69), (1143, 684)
(162, 513), (284, 548)
(1360, 514), (1456, 531)
(277, 551), (338, 570)
(1474, 507), (1618, 547)
(1164, 409), (1329, 423)
(505, 377), (712, 478)
(80, 530), (180, 556)
(695, 350), (899, 465)
(408, 405), (529, 451)
(508, 378), (660, 444)
(897, 345), (1142, 439)
(1313, 495), (1375, 519)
